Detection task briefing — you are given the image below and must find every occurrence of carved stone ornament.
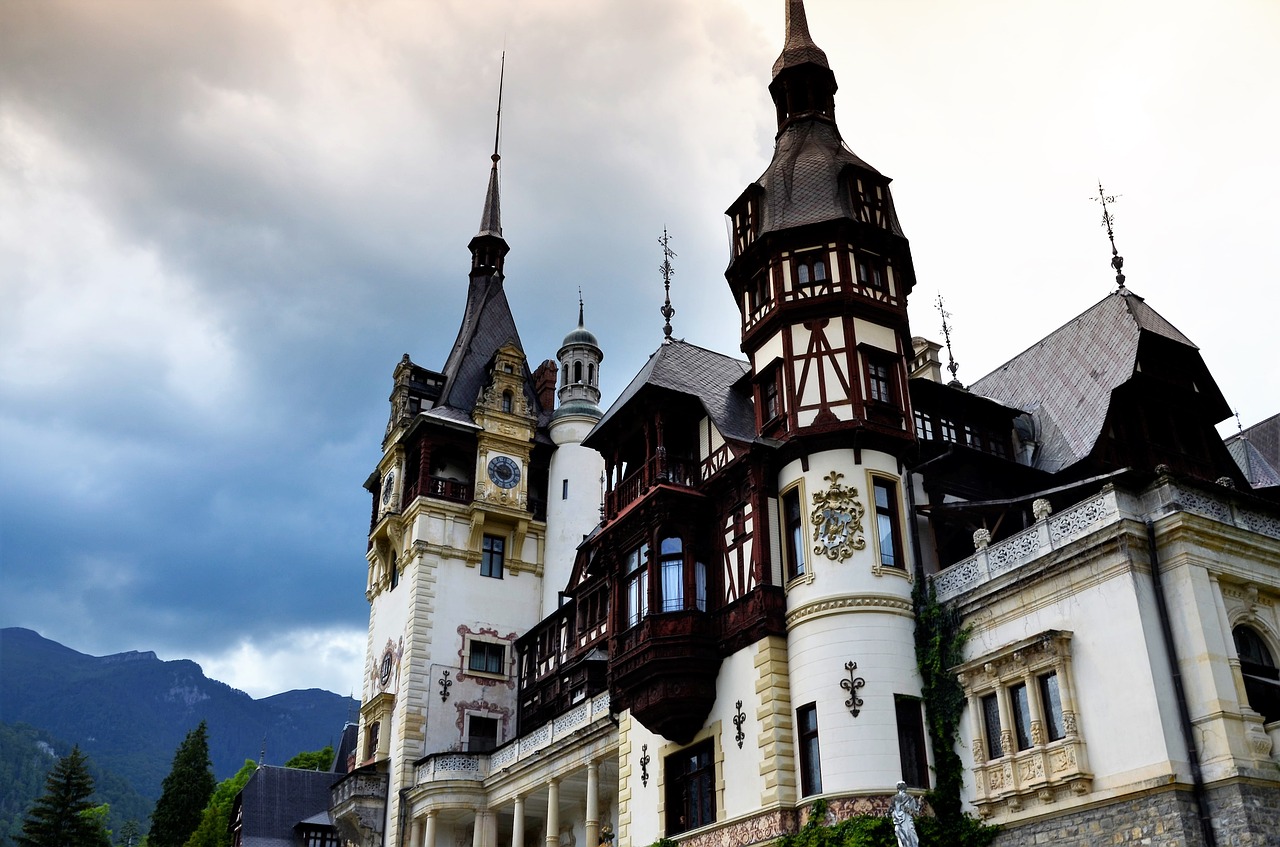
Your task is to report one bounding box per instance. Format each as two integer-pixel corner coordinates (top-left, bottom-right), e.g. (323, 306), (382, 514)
(1032, 498), (1052, 521)
(811, 472), (866, 562)
(973, 528), (991, 551)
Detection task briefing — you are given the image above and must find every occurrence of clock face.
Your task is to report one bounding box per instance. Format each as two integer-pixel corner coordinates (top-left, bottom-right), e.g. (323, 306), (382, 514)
(381, 471), (396, 505)
(487, 455), (521, 490)
(379, 651), (394, 686)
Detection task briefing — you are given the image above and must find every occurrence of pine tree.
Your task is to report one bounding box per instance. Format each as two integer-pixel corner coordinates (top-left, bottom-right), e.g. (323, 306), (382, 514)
(17, 746), (111, 847)
(148, 722), (215, 847)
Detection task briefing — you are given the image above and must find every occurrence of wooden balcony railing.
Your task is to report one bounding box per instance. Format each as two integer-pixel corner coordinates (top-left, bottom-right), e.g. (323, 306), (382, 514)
(606, 453), (699, 518)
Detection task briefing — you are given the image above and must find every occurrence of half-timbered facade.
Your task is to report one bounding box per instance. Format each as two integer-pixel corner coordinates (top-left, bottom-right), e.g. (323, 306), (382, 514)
(337, 3), (1280, 847)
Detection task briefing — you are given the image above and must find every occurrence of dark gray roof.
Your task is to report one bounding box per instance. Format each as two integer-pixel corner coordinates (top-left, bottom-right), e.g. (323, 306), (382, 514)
(477, 161), (502, 240)
(235, 766), (335, 847)
(587, 340), (755, 446)
(969, 290), (1197, 473)
(752, 121), (902, 239)
(436, 277), (532, 413)
(1226, 412), (1280, 488)
(772, 0), (829, 77)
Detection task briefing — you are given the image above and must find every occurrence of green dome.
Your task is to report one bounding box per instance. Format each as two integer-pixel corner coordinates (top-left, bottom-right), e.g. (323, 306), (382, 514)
(561, 325), (600, 348)
(552, 399), (603, 421)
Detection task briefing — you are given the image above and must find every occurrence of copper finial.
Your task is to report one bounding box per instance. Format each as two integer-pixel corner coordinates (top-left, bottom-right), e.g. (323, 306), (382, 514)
(1092, 182), (1126, 290)
(659, 228), (676, 341)
(936, 293), (961, 387)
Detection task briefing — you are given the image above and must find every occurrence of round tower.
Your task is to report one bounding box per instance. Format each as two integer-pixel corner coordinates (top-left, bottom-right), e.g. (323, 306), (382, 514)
(543, 302), (606, 609)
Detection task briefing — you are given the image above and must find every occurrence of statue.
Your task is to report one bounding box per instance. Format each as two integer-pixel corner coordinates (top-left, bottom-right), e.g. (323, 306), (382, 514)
(889, 781), (922, 847)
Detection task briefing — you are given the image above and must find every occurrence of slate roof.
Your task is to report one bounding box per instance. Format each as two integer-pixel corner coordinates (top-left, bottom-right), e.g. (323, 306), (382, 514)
(476, 161), (502, 240)
(1226, 412), (1280, 488)
(752, 120), (903, 240)
(772, 0), (829, 77)
(968, 289), (1199, 474)
(436, 277), (533, 413)
(586, 340), (755, 447)
(234, 766), (335, 847)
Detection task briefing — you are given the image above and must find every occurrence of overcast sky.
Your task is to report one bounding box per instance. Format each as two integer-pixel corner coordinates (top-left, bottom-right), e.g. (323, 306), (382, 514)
(2, 0), (1277, 700)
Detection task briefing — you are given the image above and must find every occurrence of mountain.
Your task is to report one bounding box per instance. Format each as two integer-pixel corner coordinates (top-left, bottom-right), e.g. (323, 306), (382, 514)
(0, 628), (357, 804)
(0, 721), (153, 847)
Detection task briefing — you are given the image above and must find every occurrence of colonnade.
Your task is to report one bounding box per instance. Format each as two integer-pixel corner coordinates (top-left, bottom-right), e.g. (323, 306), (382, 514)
(407, 759), (608, 847)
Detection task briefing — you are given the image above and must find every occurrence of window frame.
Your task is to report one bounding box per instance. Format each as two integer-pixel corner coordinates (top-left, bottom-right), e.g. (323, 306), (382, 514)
(664, 738), (717, 836)
(624, 542), (650, 629)
(466, 640), (507, 677)
(895, 695), (930, 789)
(796, 702), (823, 797)
(869, 474), (906, 574)
(481, 533), (506, 579)
(465, 713), (500, 753)
(780, 484), (808, 583)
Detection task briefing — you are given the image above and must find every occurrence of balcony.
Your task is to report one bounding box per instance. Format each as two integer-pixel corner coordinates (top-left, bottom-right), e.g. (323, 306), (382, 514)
(610, 610), (720, 744)
(330, 768), (388, 847)
(606, 453), (700, 519)
(414, 475), (473, 505)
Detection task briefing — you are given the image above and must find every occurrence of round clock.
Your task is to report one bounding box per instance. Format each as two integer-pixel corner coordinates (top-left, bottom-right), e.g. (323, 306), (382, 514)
(379, 651), (394, 686)
(487, 455), (521, 489)
(381, 471), (396, 505)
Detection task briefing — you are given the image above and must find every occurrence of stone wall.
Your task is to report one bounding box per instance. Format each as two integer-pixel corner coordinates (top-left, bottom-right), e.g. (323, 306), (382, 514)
(990, 782), (1280, 847)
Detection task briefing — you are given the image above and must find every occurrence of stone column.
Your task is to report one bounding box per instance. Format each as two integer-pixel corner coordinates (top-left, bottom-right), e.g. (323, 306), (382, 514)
(473, 808), (485, 847)
(585, 761), (600, 847)
(410, 817), (423, 847)
(424, 811), (437, 847)
(545, 780), (560, 847)
(512, 795), (525, 847)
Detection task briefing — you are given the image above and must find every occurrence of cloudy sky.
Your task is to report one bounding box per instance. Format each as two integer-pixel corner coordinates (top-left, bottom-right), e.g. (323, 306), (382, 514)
(2, 0), (1277, 700)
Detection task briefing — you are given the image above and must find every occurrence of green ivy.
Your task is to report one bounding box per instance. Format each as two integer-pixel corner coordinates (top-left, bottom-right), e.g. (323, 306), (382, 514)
(913, 579), (972, 827)
(775, 801), (997, 847)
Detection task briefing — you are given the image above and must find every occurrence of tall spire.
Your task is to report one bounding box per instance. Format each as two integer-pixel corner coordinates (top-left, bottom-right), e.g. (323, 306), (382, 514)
(476, 52), (505, 240)
(1093, 182), (1127, 291)
(659, 228), (676, 342)
(772, 0), (830, 77)
(469, 53), (509, 276)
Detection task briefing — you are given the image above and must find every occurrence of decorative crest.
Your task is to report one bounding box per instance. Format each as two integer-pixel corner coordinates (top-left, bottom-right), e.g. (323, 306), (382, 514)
(810, 471), (866, 562)
(659, 228), (677, 341)
(936, 293), (961, 386)
(1091, 182), (1126, 290)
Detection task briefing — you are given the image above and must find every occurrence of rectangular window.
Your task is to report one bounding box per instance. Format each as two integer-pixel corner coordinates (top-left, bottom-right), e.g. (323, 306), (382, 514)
(694, 560), (707, 612)
(481, 534), (505, 579)
(466, 715), (499, 752)
(665, 740), (716, 835)
(468, 641), (506, 675)
(1010, 683), (1033, 750)
(981, 693), (1003, 759)
(914, 410), (934, 440)
(797, 703), (823, 796)
(895, 695), (929, 789)
(873, 478), (904, 569)
(782, 488), (806, 580)
(1039, 672), (1064, 742)
(763, 376), (780, 422)
(625, 543), (650, 627)
(562, 479), (569, 500)
(856, 254), (887, 291)
(940, 419), (958, 443)
(867, 361), (893, 404)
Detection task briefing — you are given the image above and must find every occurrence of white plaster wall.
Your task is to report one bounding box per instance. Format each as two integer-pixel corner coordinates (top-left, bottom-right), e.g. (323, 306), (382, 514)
(751, 330), (785, 373)
(714, 647), (766, 816)
(367, 571), (412, 700)
(956, 568), (1181, 796)
(851, 318), (897, 354)
(788, 609), (923, 791)
(545, 415), (605, 611)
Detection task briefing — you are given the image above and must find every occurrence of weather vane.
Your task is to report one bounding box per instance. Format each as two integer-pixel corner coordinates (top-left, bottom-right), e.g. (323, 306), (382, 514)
(659, 228), (676, 341)
(936, 293), (960, 386)
(1091, 182), (1127, 290)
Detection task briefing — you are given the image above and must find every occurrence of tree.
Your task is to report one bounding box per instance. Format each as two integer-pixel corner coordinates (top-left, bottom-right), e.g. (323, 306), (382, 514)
(117, 819), (142, 847)
(17, 746), (111, 847)
(149, 722), (215, 847)
(182, 760), (256, 847)
(283, 745), (333, 771)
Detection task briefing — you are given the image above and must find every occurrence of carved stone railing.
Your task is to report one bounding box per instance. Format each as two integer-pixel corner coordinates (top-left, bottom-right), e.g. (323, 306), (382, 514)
(412, 692), (611, 787)
(931, 479), (1280, 603)
(330, 769), (388, 847)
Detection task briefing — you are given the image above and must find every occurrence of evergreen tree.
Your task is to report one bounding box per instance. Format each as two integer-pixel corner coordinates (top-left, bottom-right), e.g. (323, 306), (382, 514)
(149, 723), (215, 847)
(283, 745), (334, 771)
(182, 760), (256, 847)
(17, 746), (111, 847)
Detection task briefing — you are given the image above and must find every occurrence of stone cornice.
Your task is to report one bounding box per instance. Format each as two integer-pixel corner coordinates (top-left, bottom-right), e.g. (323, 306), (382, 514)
(785, 593), (913, 629)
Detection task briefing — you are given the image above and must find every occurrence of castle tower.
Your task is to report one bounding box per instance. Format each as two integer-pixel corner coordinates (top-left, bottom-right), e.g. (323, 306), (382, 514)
(543, 302), (606, 606)
(724, 0), (929, 798)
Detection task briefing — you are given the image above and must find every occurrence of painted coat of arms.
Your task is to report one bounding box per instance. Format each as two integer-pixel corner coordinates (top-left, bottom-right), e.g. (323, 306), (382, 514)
(811, 471), (866, 562)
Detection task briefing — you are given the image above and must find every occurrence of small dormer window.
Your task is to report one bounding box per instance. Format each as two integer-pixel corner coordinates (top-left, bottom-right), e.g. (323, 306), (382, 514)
(502, 391), (513, 413)
(503, 363), (513, 373)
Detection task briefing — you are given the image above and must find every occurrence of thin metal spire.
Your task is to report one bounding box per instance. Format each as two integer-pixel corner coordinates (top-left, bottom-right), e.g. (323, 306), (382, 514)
(578, 286), (584, 327)
(1092, 182), (1126, 290)
(936, 294), (961, 386)
(659, 228), (676, 341)
(476, 53), (505, 238)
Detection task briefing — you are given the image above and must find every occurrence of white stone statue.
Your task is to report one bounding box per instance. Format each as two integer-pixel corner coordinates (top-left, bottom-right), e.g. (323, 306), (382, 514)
(889, 781), (922, 847)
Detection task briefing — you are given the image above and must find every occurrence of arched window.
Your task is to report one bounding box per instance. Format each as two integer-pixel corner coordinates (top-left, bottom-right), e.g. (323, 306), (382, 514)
(587, 363), (595, 384)
(562, 363), (569, 385)
(797, 264), (810, 285)
(1233, 625), (1279, 723)
(659, 536), (684, 612)
(574, 361), (583, 383)
(501, 391), (513, 413)
(813, 260), (827, 281)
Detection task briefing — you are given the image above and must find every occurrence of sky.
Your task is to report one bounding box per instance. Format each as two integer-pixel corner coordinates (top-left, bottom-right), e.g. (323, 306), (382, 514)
(2, 0), (1277, 701)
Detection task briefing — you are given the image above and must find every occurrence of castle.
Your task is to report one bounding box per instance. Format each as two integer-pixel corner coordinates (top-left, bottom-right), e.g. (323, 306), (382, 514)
(328, 3), (1280, 846)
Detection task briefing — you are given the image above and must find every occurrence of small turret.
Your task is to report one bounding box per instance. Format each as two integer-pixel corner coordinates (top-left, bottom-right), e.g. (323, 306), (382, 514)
(554, 297), (604, 420)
